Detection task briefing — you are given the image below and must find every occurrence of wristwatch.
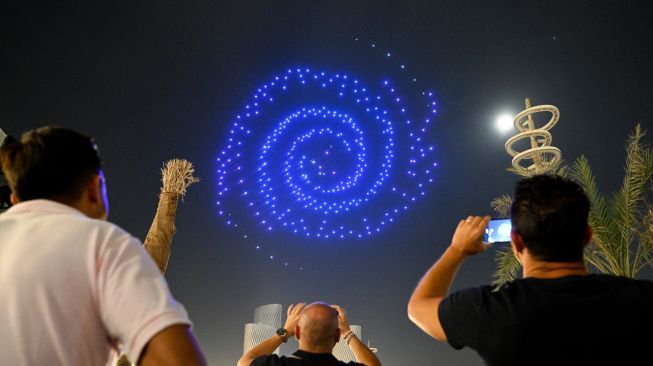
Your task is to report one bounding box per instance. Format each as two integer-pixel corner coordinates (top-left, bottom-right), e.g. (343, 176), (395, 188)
(276, 328), (289, 342)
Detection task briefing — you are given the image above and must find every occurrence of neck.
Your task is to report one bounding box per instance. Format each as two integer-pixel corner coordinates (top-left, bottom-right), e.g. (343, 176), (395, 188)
(523, 260), (589, 279)
(298, 344), (333, 354)
(67, 197), (103, 219)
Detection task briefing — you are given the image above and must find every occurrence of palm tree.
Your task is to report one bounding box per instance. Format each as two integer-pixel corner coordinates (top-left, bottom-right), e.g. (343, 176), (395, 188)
(492, 124), (653, 288)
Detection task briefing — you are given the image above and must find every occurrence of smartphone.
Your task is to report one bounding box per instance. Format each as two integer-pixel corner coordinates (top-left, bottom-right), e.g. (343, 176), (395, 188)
(484, 218), (512, 243)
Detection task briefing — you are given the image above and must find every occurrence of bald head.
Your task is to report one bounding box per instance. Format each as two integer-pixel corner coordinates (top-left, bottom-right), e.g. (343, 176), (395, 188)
(296, 302), (340, 352)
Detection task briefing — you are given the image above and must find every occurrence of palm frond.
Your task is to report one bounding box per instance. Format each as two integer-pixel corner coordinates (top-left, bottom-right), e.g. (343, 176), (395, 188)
(568, 155), (622, 274)
(610, 124), (653, 277)
(490, 195), (512, 218)
(492, 246), (521, 290)
(584, 242), (614, 274)
(633, 208), (653, 275)
(506, 166), (534, 178)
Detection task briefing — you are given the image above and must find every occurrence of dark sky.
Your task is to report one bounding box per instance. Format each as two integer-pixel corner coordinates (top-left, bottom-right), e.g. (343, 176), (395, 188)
(2, 1), (653, 365)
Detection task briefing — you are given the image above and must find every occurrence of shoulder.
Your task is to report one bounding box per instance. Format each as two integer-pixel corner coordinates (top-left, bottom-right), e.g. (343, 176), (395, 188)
(443, 285), (493, 306)
(90, 219), (141, 244)
(440, 283), (522, 320)
(38, 205), (142, 248)
(494, 275), (653, 304)
(592, 274), (653, 294)
(61, 217), (144, 262)
(439, 286), (490, 317)
(548, 274), (653, 291)
(251, 354), (306, 366)
(251, 354), (284, 366)
(439, 285), (497, 320)
(599, 274), (653, 285)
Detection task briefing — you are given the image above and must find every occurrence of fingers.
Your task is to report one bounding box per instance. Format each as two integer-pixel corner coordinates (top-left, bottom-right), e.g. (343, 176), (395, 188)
(331, 305), (348, 323)
(452, 215), (492, 255)
(461, 215), (490, 226)
(285, 303), (306, 335)
(331, 304), (344, 316)
(331, 304), (351, 332)
(288, 303), (306, 317)
(460, 216), (491, 235)
(295, 303), (306, 314)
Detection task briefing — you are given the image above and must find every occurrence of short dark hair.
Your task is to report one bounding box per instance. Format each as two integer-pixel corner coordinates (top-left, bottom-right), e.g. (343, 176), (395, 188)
(0, 127), (101, 203)
(510, 174), (590, 262)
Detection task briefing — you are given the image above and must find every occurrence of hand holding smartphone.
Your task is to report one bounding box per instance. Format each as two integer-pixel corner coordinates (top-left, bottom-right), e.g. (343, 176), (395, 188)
(483, 218), (512, 243)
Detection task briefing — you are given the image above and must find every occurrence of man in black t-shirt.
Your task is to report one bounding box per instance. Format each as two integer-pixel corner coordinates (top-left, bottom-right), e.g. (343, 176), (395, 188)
(237, 302), (381, 366)
(407, 174), (653, 365)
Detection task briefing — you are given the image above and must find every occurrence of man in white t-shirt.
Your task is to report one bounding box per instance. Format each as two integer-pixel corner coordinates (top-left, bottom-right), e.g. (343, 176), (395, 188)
(0, 127), (207, 366)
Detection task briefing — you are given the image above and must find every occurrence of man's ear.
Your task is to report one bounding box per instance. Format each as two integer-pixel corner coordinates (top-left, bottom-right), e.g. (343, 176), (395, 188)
(83, 174), (107, 220)
(334, 328), (341, 343)
(10, 192), (18, 204)
(511, 230), (525, 252)
(511, 230), (525, 262)
(86, 175), (103, 204)
(294, 326), (301, 340)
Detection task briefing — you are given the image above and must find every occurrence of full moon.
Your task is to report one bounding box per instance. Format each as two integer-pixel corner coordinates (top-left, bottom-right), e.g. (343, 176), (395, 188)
(496, 113), (514, 134)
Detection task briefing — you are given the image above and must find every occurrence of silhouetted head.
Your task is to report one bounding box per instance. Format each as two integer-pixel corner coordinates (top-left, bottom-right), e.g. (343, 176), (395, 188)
(511, 174), (590, 262)
(0, 126), (108, 218)
(296, 302), (340, 352)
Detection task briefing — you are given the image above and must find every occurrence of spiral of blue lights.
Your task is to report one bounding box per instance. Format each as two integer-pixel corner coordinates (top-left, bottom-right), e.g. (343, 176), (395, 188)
(217, 64), (438, 240)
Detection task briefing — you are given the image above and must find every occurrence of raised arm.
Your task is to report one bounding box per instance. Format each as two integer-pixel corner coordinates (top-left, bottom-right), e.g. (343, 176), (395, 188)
(237, 303), (306, 366)
(407, 215), (490, 342)
(139, 324), (207, 366)
(332, 305), (382, 366)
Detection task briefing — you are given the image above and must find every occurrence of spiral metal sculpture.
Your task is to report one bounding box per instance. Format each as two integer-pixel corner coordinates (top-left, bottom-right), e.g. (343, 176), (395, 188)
(505, 98), (561, 175)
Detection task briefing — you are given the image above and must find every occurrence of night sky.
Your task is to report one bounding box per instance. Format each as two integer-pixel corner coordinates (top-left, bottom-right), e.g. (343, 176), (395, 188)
(2, 1), (653, 365)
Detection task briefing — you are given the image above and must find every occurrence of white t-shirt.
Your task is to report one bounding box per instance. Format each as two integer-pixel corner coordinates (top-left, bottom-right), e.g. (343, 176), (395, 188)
(0, 199), (191, 365)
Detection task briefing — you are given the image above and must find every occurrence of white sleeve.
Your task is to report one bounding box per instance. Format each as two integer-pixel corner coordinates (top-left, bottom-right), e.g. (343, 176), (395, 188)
(95, 226), (191, 363)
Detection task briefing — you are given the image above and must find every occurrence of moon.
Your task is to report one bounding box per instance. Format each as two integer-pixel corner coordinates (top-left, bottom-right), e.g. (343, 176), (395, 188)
(495, 113), (515, 134)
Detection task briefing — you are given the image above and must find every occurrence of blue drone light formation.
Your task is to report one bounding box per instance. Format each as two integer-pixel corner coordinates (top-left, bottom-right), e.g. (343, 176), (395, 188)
(217, 49), (438, 241)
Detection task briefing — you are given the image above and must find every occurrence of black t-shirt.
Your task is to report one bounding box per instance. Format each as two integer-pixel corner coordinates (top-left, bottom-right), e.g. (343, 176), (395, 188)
(251, 350), (364, 366)
(439, 274), (653, 366)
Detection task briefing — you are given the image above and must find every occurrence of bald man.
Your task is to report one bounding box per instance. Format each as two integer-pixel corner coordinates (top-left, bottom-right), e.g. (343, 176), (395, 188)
(237, 302), (381, 366)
